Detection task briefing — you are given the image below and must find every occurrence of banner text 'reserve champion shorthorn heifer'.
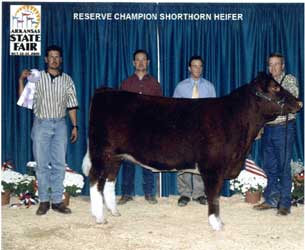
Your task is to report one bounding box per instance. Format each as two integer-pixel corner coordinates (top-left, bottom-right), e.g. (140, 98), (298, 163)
(82, 72), (302, 231)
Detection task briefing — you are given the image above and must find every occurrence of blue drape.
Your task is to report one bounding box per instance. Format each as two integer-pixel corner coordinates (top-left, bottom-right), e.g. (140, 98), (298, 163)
(2, 2), (303, 197)
(158, 3), (304, 196)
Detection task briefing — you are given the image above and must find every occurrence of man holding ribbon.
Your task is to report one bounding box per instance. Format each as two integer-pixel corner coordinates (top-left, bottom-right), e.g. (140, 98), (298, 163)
(18, 45), (79, 215)
(173, 55), (216, 207)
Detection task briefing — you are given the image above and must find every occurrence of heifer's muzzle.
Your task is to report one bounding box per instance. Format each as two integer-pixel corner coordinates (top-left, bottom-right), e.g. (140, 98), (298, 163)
(298, 101), (303, 109)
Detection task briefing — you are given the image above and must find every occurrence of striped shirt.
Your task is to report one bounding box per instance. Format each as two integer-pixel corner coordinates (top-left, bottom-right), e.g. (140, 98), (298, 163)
(33, 70), (78, 119)
(267, 72), (299, 125)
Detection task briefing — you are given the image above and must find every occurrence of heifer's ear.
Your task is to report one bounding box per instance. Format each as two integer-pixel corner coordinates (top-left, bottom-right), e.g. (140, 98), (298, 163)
(256, 72), (268, 80)
(254, 72), (269, 92)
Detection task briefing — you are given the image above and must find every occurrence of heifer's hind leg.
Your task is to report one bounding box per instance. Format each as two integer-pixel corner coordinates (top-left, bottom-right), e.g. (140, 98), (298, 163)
(90, 180), (107, 224)
(103, 162), (121, 217)
(89, 156), (108, 224)
(202, 167), (225, 231)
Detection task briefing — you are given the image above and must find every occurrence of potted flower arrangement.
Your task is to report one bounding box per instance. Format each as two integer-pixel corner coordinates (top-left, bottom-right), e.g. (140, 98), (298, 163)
(14, 174), (36, 196)
(1, 163), (24, 205)
(230, 169), (267, 204)
(291, 160), (304, 206)
(62, 167), (84, 206)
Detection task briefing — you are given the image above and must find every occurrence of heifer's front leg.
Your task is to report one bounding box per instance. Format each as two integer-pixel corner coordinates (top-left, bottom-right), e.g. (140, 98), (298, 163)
(90, 182), (107, 224)
(207, 197), (223, 231)
(202, 169), (225, 231)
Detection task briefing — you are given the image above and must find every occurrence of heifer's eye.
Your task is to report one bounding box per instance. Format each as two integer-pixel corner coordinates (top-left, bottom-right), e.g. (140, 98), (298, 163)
(271, 86), (280, 93)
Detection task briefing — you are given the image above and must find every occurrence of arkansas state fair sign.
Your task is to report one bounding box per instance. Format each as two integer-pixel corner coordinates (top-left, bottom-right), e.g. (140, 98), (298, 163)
(10, 5), (41, 56)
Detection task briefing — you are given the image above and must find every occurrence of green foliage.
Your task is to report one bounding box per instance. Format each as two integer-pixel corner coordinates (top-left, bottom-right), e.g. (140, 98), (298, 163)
(14, 178), (36, 196)
(1, 181), (16, 193)
(64, 184), (82, 197)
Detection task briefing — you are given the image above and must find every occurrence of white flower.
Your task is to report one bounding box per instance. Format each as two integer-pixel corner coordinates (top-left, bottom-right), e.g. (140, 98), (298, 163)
(291, 160), (304, 176)
(230, 169), (267, 196)
(1, 169), (25, 193)
(63, 170), (84, 196)
(64, 171), (84, 189)
(1, 169), (23, 184)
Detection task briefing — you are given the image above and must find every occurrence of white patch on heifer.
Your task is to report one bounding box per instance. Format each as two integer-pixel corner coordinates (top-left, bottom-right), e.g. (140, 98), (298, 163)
(82, 148), (91, 176)
(208, 214), (224, 231)
(90, 183), (107, 224)
(103, 180), (121, 217)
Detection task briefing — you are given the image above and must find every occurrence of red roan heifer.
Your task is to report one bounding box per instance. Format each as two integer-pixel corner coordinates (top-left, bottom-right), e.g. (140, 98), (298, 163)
(82, 72), (302, 230)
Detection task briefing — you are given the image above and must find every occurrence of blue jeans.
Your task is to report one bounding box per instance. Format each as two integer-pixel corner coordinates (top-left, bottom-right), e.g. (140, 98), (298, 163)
(121, 161), (155, 196)
(261, 120), (296, 210)
(31, 117), (67, 203)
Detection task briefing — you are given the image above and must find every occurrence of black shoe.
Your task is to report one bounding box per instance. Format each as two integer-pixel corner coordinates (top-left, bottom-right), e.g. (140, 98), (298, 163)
(145, 195), (158, 204)
(193, 196), (207, 205)
(117, 195), (133, 205)
(36, 202), (50, 215)
(178, 196), (190, 207)
(277, 207), (290, 216)
(51, 202), (72, 214)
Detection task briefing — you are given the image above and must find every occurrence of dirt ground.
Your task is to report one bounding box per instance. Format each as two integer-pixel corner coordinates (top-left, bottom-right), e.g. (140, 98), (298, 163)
(1, 195), (304, 250)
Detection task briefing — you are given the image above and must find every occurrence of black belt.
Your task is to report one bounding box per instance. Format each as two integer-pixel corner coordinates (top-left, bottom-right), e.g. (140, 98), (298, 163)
(266, 119), (295, 127)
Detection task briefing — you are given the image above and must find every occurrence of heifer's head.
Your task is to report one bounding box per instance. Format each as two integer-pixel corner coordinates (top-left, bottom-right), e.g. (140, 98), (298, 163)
(252, 72), (302, 120)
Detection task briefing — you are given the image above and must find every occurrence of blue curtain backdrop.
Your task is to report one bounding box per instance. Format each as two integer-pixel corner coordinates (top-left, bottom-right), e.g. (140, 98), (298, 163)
(158, 3), (304, 196)
(2, 2), (304, 197)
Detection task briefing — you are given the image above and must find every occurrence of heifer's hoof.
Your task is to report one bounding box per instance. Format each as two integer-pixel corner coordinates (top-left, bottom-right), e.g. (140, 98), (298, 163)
(96, 218), (108, 224)
(208, 214), (224, 231)
(111, 210), (121, 217)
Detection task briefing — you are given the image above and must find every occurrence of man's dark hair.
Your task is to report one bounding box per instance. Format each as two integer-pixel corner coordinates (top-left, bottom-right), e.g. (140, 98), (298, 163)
(188, 56), (204, 67)
(133, 49), (149, 60)
(268, 52), (285, 65)
(45, 45), (63, 57)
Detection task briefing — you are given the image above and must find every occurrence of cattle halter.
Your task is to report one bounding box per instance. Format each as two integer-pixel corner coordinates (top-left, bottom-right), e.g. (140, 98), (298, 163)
(255, 91), (285, 115)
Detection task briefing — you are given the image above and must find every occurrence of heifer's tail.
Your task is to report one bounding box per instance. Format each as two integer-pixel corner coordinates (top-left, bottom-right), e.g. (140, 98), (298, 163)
(82, 146), (92, 176)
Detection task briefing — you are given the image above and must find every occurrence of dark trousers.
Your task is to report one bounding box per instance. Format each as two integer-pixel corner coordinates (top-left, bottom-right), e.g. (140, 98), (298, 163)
(121, 160), (155, 196)
(261, 121), (296, 209)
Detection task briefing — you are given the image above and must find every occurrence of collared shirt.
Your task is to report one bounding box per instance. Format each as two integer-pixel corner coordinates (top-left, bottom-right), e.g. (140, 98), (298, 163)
(173, 77), (216, 98)
(33, 70), (78, 119)
(121, 73), (162, 96)
(267, 72), (299, 125)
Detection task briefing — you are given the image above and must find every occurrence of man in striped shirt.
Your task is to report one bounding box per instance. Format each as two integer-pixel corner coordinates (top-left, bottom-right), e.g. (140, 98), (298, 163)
(18, 45), (79, 215)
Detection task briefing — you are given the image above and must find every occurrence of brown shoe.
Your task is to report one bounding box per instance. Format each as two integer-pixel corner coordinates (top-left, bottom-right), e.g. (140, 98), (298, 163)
(253, 202), (274, 210)
(51, 202), (72, 214)
(117, 195), (133, 205)
(277, 207), (290, 216)
(36, 202), (50, 215)
(145, 195), (158, 204)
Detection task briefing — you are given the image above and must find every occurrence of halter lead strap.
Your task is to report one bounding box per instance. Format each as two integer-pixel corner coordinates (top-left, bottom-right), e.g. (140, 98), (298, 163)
(255, 91), (285, 115)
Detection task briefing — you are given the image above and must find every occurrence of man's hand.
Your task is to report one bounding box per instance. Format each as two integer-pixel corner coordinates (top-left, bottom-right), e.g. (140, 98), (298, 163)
(18, 69), (31, 96)
(19, 69), (31, 81)
(70, 127), (78, 143)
